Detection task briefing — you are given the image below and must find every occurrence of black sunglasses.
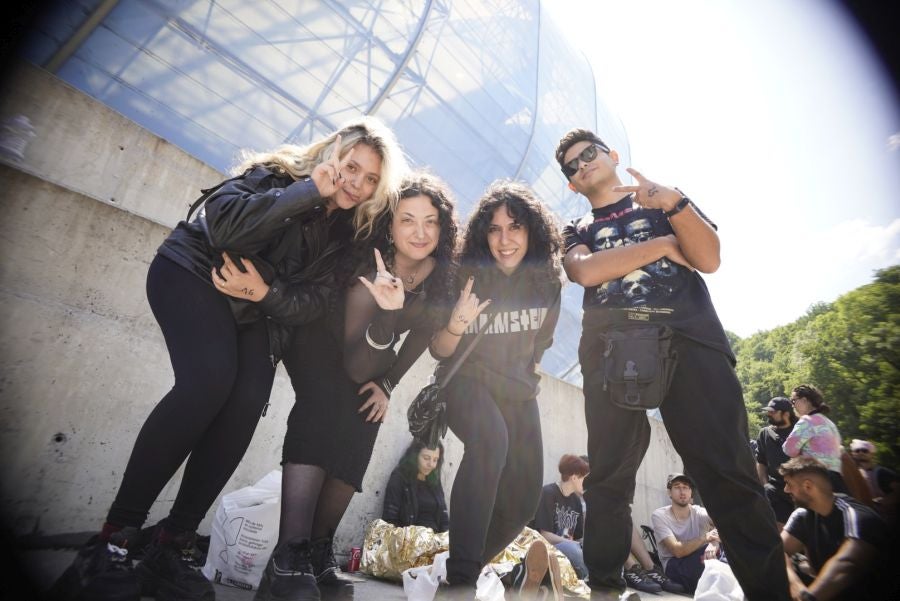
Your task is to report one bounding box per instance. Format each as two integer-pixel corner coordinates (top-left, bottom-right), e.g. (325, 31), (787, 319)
(562, 143), (610, 178)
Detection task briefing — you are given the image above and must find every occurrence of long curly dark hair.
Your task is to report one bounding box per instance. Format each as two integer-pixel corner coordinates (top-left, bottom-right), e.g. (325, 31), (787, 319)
(336, 171), (459, 326)
(460, 180), (562, 291)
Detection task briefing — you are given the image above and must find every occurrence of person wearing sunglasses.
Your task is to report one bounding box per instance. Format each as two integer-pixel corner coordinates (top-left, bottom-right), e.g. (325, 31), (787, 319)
(555, 128), (789, 600)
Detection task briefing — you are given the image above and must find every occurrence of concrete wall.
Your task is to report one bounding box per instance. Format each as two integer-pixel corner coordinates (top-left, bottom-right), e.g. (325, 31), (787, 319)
(0, 61), (683, 557)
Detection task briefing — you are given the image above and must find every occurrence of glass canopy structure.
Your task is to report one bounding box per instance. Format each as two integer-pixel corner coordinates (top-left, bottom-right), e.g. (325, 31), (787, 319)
(22, 0), (631, 384)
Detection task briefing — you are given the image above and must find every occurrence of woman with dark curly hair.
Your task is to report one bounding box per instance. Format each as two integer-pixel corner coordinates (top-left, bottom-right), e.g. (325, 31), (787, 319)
(254, 172), (483, 601)
(430, 180), (563, 595)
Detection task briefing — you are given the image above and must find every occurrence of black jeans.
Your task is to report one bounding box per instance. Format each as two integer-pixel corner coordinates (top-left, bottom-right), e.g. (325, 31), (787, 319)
(106, 255), (275, 533)
(444, 374), (543, 586)
(579, 334), (789, 600)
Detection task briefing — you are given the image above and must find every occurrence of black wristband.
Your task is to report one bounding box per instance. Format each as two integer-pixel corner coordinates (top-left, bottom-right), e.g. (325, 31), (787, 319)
(665, 194), (691, 218)
(799, 591), (817, 601)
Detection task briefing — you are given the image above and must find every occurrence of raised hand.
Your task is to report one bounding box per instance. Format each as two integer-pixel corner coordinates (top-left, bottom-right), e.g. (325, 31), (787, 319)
(310, 134), (355, 198)
(357, 381), (389, 423)
(446, 276), (491, 335)
(358, 248), (405, 310)
(612, 167), (681, 212)
(210, 252), (269, 301)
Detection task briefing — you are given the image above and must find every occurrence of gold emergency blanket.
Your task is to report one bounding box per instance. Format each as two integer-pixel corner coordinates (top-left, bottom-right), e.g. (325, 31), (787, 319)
(360, 519), (591, 598)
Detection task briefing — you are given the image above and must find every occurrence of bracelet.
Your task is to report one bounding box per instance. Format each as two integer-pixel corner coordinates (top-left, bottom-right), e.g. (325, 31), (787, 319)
(445, 326), (464, 337)
(379, 377), (394, 397)
(365, 324), (394, 350)
(665, 194), (691, 218)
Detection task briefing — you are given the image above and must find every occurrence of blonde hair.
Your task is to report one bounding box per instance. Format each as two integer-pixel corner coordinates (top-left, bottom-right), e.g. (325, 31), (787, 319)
(231, 116), (408, 238)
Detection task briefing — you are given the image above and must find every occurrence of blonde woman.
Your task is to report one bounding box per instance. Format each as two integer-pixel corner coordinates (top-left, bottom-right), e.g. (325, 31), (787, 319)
(50, 117), (407, 601)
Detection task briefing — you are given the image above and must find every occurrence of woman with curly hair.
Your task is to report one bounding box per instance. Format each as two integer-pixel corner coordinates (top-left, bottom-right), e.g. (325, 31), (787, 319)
(430, 180), (563, 595)
(254, 172), (483, 601)
(50, 116), (406, 601)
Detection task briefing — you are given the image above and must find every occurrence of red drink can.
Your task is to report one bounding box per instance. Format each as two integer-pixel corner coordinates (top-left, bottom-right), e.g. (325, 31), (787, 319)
(347, 546), (361, 572)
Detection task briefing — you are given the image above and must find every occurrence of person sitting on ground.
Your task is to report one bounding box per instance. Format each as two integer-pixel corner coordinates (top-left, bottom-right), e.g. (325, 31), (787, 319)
(849, 438), (899, 525)
(756, 396), (798, 529)
(532, 454), (589, 579)
(651, 473), (720, 595)
(779, 456), (893, 601)
(382, 439), (449, 532)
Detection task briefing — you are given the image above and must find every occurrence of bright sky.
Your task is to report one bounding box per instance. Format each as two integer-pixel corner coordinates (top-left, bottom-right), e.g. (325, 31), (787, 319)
(544, 0), (900, 337)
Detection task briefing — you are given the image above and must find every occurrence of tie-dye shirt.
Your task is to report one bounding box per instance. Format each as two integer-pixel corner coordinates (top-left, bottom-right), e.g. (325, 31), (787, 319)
(782, 413), (842, 472)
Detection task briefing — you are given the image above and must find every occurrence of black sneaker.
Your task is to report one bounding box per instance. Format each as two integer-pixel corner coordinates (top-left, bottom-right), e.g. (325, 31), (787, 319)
(136, 530), (214, 601)
(46, 527), (141, 601)
(643, 567), (684, 593)
(622, 564), (661, 593)
(309, 536), (345, 586)
(255, 539), (320, 601)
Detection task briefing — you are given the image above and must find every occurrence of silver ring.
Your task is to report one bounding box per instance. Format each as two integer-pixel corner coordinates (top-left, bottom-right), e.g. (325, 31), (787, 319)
(375, 273), (392, 281)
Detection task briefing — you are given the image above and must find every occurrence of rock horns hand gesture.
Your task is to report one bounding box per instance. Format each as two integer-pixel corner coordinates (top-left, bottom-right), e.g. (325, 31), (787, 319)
(447, 276), (491, 335)
(358, 248), (405, 311)
(310, 133), (355, 198)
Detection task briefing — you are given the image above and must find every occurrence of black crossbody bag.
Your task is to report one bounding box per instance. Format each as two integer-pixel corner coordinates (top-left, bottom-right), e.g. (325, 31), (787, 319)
(600, 325), (678, 410)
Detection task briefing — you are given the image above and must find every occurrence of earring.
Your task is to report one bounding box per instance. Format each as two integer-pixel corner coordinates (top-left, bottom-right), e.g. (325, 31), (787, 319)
(387, 231), (394, 246)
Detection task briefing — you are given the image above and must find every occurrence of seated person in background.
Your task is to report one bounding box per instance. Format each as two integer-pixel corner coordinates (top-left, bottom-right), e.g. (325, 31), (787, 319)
(532, 454), (589, 579)
(382, 439), (449, 532)
(756, 396), (798, 529)
(651, 473), (720, 594)
(849, 438), (899, 525)
(779, 456), (892, 601)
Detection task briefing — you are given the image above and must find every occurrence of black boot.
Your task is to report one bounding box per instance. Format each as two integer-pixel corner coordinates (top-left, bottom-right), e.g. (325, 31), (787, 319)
(46, 527), (142, 601)
(309, 535), (354, 586)
(135, 527), (214, 601)
(254, 538), (320, 601)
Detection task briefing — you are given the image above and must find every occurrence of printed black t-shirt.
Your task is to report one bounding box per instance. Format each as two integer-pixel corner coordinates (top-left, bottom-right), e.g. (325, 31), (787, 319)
(562, 194), (733, 361)
(531, 483), (584, 540)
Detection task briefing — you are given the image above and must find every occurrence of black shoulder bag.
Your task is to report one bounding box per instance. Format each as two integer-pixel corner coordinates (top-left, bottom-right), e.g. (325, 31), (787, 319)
(406, 324), (491, 448)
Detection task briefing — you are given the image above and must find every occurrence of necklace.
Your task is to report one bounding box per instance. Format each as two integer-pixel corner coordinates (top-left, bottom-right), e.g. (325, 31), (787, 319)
(392, 261), (421, 288)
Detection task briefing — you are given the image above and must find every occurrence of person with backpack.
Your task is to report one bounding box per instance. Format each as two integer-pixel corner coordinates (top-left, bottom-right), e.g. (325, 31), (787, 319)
(49, 117), (407, 601)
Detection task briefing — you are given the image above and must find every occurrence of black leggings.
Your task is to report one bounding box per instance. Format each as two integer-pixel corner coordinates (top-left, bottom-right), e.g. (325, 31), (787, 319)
(443, 374), (543, 586)
(106, 255), (275, 533)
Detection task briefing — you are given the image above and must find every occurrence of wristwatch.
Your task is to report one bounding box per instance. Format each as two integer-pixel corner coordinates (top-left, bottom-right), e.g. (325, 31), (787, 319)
(799, 591), (817, 601)
(664, 193), (691, 218)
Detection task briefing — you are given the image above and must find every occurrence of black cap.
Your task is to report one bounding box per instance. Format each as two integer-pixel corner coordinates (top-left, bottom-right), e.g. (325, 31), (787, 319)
(762, 397), (792, 413)
(666, 473), (694, 489)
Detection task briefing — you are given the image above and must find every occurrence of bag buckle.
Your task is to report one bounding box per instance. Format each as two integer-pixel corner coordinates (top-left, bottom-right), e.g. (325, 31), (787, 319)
(623, 360), (640, 406)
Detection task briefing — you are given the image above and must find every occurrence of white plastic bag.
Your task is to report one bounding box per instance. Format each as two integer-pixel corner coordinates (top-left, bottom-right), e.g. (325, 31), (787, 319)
(201, 469), (282, 591)
(402, 551), (447, 601)
(694, 559), (744, 601)
(402, 552), (506, 601)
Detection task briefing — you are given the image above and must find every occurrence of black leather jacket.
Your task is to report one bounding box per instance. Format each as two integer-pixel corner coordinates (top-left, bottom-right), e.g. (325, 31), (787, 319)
(381, 468), (449, 532)
(157, 165), (353, 364)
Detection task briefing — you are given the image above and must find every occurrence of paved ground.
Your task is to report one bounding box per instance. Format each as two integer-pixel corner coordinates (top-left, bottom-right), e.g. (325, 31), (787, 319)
(19, 547), (690, 600)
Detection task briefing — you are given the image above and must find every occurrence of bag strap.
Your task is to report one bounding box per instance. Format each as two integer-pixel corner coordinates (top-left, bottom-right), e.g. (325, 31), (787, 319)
(185, 171), (249, 222)
(438, 287), (511, 388)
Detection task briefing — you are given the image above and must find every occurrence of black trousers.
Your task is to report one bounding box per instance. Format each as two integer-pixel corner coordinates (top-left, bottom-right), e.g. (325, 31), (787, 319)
(444, 374), (543, 586)
(106, 255), (275, 533)
(579, 334), (789, 600)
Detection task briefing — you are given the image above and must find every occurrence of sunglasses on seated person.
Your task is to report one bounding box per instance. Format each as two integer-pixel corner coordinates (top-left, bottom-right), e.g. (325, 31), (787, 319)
(561, 142), (611, 178)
